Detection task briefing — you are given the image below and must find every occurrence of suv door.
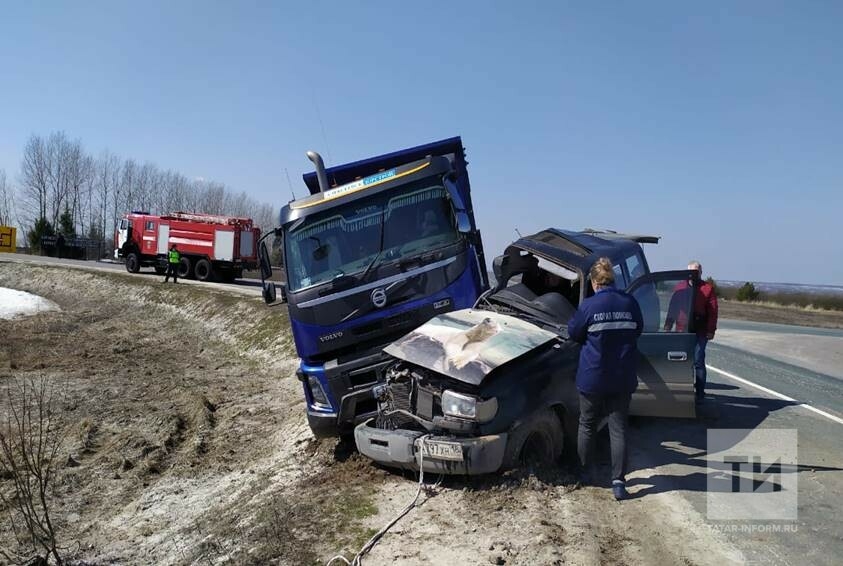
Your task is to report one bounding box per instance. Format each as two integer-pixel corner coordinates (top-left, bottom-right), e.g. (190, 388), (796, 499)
(626, 270), (698, 418)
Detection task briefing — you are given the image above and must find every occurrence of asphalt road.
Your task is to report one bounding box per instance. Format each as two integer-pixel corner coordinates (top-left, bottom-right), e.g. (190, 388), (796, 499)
(627, 319), (843, 565)
(0, 252), (266, 297)
(3, 254), (842, 564)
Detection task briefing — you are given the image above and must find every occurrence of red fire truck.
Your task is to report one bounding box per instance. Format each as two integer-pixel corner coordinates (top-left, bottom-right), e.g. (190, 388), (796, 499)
(114, 211), (260, 282)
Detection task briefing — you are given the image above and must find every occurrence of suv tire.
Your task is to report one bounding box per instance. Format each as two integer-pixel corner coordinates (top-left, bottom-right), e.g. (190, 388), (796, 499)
(502, 408), (564, 470)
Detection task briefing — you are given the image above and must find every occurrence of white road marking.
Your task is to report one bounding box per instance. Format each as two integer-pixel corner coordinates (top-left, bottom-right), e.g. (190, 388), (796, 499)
(707, 364), (843, 426)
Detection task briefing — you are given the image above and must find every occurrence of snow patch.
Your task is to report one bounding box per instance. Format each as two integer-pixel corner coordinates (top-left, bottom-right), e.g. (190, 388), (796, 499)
(0, 287), (60, 319)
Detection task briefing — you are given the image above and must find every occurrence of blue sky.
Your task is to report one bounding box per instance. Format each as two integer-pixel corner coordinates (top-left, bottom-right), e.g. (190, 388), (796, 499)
(2, 1), (842, 285)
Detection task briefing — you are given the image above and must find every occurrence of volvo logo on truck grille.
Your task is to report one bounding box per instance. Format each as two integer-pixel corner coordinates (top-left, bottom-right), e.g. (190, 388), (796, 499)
(371, 288), (387, 308)
(318, 331), (344, 343)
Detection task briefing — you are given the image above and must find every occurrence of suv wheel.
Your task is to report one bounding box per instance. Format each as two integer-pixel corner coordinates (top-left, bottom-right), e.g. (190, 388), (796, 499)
(502, 408), (564, 470)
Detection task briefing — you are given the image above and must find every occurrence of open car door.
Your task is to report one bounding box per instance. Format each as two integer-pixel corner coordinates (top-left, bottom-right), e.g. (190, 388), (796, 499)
(626, 270), (698, 418)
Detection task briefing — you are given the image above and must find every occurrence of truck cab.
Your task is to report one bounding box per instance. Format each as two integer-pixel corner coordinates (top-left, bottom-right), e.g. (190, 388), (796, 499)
(263, 137), (488, 437)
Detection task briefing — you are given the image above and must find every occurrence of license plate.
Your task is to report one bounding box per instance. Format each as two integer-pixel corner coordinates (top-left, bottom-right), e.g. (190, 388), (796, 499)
(419, 439), (463, 462)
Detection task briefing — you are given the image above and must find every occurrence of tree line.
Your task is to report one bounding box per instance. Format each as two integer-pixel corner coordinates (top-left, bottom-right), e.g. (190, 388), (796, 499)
(1, 131), (277, 251)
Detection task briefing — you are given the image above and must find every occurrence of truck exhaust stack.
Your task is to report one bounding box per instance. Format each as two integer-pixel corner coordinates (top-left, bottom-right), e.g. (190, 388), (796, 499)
(306, 151), (329, 192)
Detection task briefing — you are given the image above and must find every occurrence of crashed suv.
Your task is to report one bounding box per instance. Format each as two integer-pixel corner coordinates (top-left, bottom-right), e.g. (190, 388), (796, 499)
(354, 228), (700, 475)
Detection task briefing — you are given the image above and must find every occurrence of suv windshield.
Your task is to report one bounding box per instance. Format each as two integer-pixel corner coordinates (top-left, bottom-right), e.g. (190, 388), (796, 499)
(284, 176), (459, 291)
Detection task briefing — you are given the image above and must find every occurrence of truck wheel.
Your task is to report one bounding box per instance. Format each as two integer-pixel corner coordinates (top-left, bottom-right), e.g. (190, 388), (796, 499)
(194, 258), (213, 281)
(154, 265), (167, 275)
(502, 408), (564, 470)
(178, 256), (193, 279)
(125, 253), (140, 273)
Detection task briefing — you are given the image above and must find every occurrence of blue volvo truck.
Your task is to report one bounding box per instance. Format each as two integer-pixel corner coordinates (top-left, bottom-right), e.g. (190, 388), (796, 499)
(259, 137), (488, 437)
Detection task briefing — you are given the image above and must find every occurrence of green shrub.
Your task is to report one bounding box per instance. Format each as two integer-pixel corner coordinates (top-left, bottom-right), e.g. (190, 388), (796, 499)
(58, 207), (76, 237)
(26, 217), (54, 250)
(736, 282), (760, 302)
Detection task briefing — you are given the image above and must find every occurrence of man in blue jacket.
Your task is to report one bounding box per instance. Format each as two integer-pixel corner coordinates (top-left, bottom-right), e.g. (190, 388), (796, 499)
(567, 257), (643, 500)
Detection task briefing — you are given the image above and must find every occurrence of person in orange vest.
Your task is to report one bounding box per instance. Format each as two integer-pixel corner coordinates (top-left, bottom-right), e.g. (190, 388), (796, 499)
(163, 244), (180, 284)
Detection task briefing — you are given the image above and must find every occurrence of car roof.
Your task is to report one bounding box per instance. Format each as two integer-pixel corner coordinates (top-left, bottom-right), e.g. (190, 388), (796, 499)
(508, 228), (659, 273)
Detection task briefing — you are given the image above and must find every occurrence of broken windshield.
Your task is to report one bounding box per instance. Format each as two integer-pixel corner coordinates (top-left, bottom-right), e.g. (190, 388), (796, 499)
(284, 176), (459, 292)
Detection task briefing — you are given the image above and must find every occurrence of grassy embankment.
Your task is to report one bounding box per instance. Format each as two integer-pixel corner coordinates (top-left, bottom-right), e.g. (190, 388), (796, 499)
(718, 285), (843, 311)
(716, 283), (843, 329)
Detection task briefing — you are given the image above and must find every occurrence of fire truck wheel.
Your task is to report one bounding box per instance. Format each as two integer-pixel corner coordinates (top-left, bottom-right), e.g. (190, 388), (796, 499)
(194, 259), (213, 281)
(125, 253), (140, 273)
(154, 265), (167, 275)
(178, 256), (193, 279)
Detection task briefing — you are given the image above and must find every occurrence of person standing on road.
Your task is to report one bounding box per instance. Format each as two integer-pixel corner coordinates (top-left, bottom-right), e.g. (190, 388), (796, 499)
(687, 261), (718, 402)
(664, 261), (719, 402)
(567, 257), (643, 501)
(164, 244), (180, 284)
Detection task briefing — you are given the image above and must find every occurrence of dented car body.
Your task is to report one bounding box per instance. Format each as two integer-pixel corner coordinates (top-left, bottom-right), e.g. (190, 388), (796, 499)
(355, 228), (700, 475)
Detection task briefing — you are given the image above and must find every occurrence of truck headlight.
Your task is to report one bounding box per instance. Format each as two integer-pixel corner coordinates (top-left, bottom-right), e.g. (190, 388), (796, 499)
(307, 375), (331, 408)
(441, 390), (497, 423)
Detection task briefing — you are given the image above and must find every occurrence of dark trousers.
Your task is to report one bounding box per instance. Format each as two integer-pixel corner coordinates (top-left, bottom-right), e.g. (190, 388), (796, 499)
(164, 263), (178, 283)
(578, 391), (632, 482)
(694, 336), (708, 398)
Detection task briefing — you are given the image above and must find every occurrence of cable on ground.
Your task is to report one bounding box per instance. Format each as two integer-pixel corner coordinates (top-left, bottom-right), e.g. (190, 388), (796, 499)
(326, 434), (440, 566)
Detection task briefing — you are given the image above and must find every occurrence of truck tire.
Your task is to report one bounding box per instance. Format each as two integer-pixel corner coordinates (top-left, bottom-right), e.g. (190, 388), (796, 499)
(501, 408), (565, 471)
(154, 264), (167, 275)
(194, 258), (213, 282)
(178, 256), (193, 279)
(125, 252), (140, 273)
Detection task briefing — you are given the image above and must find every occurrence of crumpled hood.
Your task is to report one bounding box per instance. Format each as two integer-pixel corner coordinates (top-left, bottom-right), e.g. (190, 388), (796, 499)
(384, 309), (557, 385)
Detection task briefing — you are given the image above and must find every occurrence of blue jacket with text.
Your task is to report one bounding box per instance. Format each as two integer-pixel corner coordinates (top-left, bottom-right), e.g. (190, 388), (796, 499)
(567, 286), (644, 395)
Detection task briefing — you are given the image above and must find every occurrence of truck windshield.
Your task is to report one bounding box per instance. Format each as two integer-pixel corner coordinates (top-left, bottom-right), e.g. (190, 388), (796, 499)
(284, 176), (459, 292)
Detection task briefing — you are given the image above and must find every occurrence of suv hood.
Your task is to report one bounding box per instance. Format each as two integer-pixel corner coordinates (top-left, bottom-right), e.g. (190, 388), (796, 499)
(384, 309), (557, 385)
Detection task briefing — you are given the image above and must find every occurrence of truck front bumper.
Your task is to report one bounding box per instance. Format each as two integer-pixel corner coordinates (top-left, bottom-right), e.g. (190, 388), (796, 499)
(307, 410), (342, 438)
(354, 421), (507, 475)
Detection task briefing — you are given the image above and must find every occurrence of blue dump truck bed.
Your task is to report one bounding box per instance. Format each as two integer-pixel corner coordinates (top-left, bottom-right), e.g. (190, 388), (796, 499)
(276, 137), (488, 437)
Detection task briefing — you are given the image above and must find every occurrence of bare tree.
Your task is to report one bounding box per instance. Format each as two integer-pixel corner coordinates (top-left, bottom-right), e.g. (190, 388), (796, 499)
(63, 141), (93, 236)
(0, 376), (66, 565)
(18, 131), (278, 246)
(112, 158), (136, 235)
(44, 131), (73, 228)
(134, 162), (155, 213)
(0, 169), (15, 227)
(95, 151), (119, 240)
(19, 135), (50, 224)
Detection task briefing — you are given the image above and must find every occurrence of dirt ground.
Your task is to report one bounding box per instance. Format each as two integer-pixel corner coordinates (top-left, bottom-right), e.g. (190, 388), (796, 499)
(0, 262), (743, 565)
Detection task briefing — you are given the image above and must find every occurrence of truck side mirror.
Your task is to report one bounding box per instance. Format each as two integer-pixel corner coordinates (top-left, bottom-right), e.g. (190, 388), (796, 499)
(455, 211), (471, 233)
(262, 281), (277, 304)
(262, 281), (287, 305)
(492, 254), (505, 283)
(259, 241), (273, 280)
